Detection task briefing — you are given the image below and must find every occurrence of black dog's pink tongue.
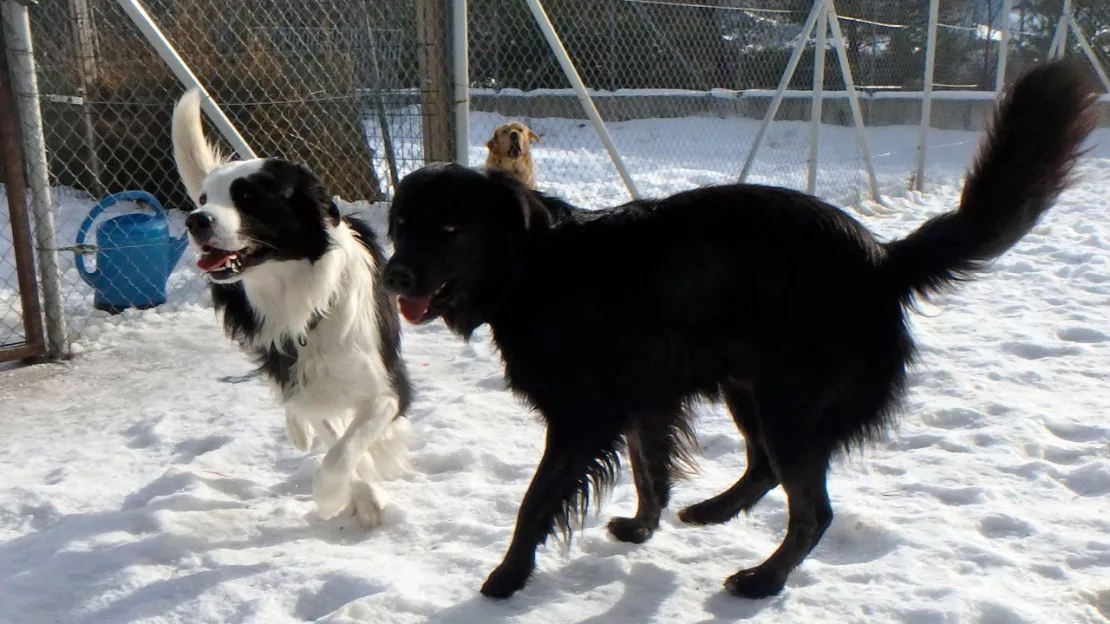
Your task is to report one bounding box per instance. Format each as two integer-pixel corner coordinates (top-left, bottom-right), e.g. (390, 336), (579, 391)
(398, 296), (432, 323)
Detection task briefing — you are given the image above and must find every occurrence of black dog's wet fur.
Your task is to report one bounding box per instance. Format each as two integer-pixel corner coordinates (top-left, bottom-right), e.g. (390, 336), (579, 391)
(384, 61), (1099, 599)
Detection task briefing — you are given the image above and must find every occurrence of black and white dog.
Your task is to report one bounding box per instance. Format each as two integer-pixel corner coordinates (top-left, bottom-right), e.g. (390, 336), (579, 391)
(382, 61), (1098, 599)
(171, 89), (413, 528)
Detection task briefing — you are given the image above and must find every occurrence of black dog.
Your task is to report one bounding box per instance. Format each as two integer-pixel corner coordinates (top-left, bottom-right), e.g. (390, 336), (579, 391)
(383, 60), (1099, 600)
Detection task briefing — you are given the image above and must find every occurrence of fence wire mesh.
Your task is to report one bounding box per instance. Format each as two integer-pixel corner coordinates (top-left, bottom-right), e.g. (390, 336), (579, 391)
(0, 192), (24, 350)
(6, 0), (428, 346)
(469, 0), (1108, 206)
(0, 0), (1107, 357)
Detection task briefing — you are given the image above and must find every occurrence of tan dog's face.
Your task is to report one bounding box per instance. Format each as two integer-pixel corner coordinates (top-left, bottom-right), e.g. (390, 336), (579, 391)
(486, 121), (539, 160)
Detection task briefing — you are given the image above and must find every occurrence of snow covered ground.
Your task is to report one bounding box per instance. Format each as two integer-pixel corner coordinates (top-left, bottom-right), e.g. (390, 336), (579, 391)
(1, 113), (1109, 623)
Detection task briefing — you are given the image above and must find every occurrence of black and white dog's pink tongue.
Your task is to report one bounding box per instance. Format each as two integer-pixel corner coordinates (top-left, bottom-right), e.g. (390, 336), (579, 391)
(196, 250), (237, 272)
(398, 296), (432, 323)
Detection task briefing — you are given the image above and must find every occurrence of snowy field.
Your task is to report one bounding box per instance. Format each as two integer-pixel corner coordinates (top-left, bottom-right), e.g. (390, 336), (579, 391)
(1, 112), (1109, 623)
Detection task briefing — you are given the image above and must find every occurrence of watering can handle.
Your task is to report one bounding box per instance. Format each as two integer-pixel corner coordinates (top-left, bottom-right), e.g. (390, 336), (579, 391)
(75, 191), (168, 282)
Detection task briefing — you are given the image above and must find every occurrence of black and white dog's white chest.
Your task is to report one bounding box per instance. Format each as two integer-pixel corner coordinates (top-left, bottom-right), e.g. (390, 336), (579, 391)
(251, 315), (320, 394)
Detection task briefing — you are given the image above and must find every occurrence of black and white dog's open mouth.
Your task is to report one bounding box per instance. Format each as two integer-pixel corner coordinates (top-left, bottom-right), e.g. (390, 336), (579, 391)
(196, 244), (266, 281)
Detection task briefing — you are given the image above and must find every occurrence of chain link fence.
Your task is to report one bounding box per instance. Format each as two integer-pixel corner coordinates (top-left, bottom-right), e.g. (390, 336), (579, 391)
(469, 0), (1108, 207)
(0, 120), (25, 354)
(0, 0), (1107, 359)
(2, 0), (428, 350)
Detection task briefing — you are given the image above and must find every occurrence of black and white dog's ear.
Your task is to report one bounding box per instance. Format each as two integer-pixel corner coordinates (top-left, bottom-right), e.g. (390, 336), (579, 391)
(267, 159), (338, 226)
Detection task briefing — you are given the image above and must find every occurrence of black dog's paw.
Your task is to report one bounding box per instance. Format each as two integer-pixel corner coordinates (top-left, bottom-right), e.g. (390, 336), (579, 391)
(723, 567), (787, 599)
(678, 500), (738, 526)
(606, 516), (655, 544)
(480, 563), (531, 599)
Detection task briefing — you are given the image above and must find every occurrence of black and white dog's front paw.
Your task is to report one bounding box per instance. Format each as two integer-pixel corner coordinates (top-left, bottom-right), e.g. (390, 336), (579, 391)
(312, 451), (352, 521)
(285, 413), (314, 452)
(348, 481), (384, 529)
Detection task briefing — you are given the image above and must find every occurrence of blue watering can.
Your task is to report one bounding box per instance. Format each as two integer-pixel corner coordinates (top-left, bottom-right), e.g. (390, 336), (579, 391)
(76, 190), (189, 314)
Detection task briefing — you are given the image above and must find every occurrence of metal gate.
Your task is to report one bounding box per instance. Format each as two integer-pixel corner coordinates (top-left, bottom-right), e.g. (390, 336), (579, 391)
(0, 19), (45, 364)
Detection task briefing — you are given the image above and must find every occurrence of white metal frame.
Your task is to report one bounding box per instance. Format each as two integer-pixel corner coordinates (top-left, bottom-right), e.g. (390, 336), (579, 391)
(116, 0), (256, 159)
(806, 2), (828, 196)
(1049, 0), (1110, 92)
(524, 0), (641, 199)
(913, 0), (940, 192)
(995, 0), (1012, 95)
(1049, 0), (1073, 59)
(451, 0), (469, 166)
(739, 0), (880, 203)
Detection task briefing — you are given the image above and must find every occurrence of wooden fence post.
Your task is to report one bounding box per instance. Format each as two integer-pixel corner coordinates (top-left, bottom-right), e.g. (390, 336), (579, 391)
(414, 0), (453, 164)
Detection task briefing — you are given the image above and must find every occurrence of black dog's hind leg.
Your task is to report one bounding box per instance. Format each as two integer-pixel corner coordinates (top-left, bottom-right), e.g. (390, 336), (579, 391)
(480, 423), (623, 599)
(680, 384), (779, 525)
(607, 419), (679, 544)
(723, 457), (832, 599)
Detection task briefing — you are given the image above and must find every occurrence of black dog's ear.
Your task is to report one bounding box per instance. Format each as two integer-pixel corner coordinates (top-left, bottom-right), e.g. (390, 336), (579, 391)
(519, 191), (552, 231)
(487, 168), (551, 231)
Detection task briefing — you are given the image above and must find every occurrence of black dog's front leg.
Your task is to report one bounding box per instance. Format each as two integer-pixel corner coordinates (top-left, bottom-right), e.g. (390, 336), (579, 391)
(481, 426), (617, 599)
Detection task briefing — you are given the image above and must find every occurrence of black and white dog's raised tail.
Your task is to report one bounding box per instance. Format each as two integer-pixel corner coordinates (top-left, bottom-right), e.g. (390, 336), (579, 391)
(172, 89), (413, 529)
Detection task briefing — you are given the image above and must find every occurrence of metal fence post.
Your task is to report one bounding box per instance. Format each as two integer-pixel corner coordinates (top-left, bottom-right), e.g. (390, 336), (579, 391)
(115, 0), (256, 160)
(0, 15), (45, 362)
(806, 1), (828, 196)
(825, 2), (880, 204)
(1, 1), (69, 357)
(913, 0), (939, 193)
(524, 0), (640, 200)
(451, 0), (469, 166)
(1049, 0), (1071, 59)
(995, 0), (1012, 94)
(739, 0), (823, 184)
(415, 0), (453, 164)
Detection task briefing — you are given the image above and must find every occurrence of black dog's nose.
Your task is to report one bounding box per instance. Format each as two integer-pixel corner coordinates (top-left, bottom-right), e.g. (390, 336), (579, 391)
(509, 131), (521, 144)
(384, 263), (416, 294)
(185, 212), (214, 235)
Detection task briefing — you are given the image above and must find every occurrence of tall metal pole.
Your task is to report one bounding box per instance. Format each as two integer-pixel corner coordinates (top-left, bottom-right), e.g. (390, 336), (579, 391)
(807, 2), (828, 195)
(115, 0), (255, 159)
(524, 0), (640, 199)
(914, 0), (940, 192)
(995, 0), (1012, 94)
(739, 0), (824, 183)
(1, 3), (69, 356)
(451, 0), (469, 166)
(826, 3), (881, 202)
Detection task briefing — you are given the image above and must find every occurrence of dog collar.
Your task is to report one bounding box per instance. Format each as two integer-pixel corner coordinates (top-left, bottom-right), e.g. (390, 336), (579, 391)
(298, 311), (324, 347)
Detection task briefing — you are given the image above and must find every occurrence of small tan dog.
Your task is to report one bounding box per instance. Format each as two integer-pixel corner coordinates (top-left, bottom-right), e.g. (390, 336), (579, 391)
(485, 121), (540, 189)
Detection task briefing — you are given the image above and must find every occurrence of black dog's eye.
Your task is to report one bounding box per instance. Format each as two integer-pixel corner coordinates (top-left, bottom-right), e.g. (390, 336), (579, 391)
(442, 224), (459, 234)
(198, 192), (207, 206)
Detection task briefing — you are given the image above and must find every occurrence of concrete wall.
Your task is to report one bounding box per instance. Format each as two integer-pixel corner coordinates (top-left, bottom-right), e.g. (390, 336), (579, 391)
(466, 88), (1110, 131)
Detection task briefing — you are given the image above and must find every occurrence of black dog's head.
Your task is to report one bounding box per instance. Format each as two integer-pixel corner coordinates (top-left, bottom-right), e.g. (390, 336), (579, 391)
(184, 158), (339, 283)
(383, 163), (553, 336)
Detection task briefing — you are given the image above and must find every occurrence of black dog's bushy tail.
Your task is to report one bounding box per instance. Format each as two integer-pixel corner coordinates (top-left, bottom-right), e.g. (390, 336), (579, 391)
(884, 60), (1100, 303)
